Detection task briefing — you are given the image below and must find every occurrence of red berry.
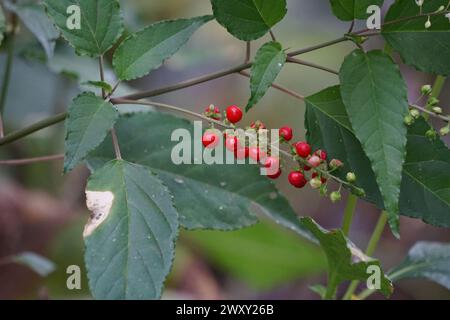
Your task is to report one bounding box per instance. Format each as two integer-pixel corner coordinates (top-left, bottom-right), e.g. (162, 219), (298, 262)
(264, 156), (280, 176)
(234, 146), (249, 159)
(308, 155), (322, 168)
(315, 149), (327, 160)
(248, 146), (266, 162)
(202, 131), (219, 149)
(279, 126), (293, 141)
(225, 135), (240, 152)
(288, 171), (307, 188)
(226, 105), (243, 124)
(303, 165), (311, 171)
(268, 169), (282, 179)
(294, 141), (311, 158)
(312, 172), (327, 184)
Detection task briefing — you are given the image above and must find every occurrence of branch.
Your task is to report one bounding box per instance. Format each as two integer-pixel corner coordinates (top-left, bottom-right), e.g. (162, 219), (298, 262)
(0, 154), (63, 165)
(0, 112), (67, 146)
(287, 57), (339, 75)
(410, 104), (450, 122)
(238, 71), (305, 100)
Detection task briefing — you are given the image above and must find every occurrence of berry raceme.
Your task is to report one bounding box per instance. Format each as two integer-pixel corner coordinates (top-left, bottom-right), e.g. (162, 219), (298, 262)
(198, 107), (360, 203)
(204, 104), (221, 120)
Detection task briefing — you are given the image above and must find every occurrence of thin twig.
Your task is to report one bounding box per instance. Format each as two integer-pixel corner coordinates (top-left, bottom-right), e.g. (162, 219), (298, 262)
(238, 71), (305, 100)
(410, 104), (450, 122)
(99, 56), (106, 98)
(0, 154), (64, 166)
(110, 128), (122, 160)
(269, 30), (276, 41)
(245, 42), (251, 63)
(287, 57), (339, 75)
(347, 20), (355, 33)
(0, 112), (67, 146)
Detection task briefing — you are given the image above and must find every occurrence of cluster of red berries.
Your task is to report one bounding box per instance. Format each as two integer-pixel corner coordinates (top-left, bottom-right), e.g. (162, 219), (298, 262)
(201, 104), (352, 200)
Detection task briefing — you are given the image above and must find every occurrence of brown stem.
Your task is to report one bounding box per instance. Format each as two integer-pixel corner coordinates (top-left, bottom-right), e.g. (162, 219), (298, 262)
(287, 57), (339, 75)
(0, 154), (64, 166)
(238, 71), (305, 101)
(111, 128), (122, 160)
(410, 104), (450, 122)
(269, 30), (276, 41)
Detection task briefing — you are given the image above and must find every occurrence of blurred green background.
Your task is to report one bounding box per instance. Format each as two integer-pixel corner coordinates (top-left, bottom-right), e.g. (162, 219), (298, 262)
(0, 0), (449, 300)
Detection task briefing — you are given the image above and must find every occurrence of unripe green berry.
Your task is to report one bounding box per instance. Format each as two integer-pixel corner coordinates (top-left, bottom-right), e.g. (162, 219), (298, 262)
(353, 187), (366, 198)
(428, 97), (439, 106)
(420, 84), (432, 95)
(404, 114), (415, 126)
(440, 126), (450, 136)
(425, 129), (437, 140)
(330, 191), (341, 203)
(409, 109), (420, 119)
(346, 172), (357, 183)
(432, 106), (442, 114)
(310, 177), (322, 189)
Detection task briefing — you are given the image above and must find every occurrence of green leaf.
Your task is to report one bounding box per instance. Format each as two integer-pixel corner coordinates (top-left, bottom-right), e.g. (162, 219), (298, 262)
(0, 4), (6, 46)
(84, 160), (179, 299)
(10, 252), (56, 277)
(64, 92), (118, 172)
(305, 85), (450, 228)
(301, 217), (393, 299)
(340, 50), (409, 237)
(81, 80), (113, 93)
(309, 284), (327, 299)
(389, 241), (450, 290)
(43, 0), (123, 57)
(382, 0), (450, 75)
(113, 16), (213, 81)
(86, 112), (313, 241)
(328, 0), (384, 21)
(188, 221), (326, 289)
(246, 41), (286, 112)
(211, 0), (287, 41)
(5, 0), (59, 59)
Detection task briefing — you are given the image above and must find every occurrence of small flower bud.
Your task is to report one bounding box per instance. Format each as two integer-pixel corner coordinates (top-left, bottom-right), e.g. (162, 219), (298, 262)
(428, 97), (439, 106)
(425, 18), (431, 29)
(353, 187), (366, 198)
(420, 84), (432, 95)
(432, 106), (442, 114)
(404, 114), (415, 126)
(437, 6), (445, 12)
(310, 177), (322, 189)
(440, 126), (450, 136)
(329, 159), (344, 169)
(409, 109), (420, 119)
(330, 191), (341, 203)
(425, 129), (437, 140)
(346, 172), (357, 183)
(415, 0), (424, 6)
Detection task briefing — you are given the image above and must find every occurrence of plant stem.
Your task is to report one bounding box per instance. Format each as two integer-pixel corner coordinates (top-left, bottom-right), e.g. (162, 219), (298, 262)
(0, 154), (63, 165)
(410, 104), (449, 122)
(245, 42), (251, 63)
(342, 211), (388, 300)
(0, 112), (67, 146)
(238, 71), (305, 100)
(99, 56), (106, 98)
(287, 57), (339, 75)
(424, 75), (446, 120)
(0, 21), (16, 136)
(269, 30), (276, 41)
(342, 194), (358, 236)
(111, 128), (122, 160)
